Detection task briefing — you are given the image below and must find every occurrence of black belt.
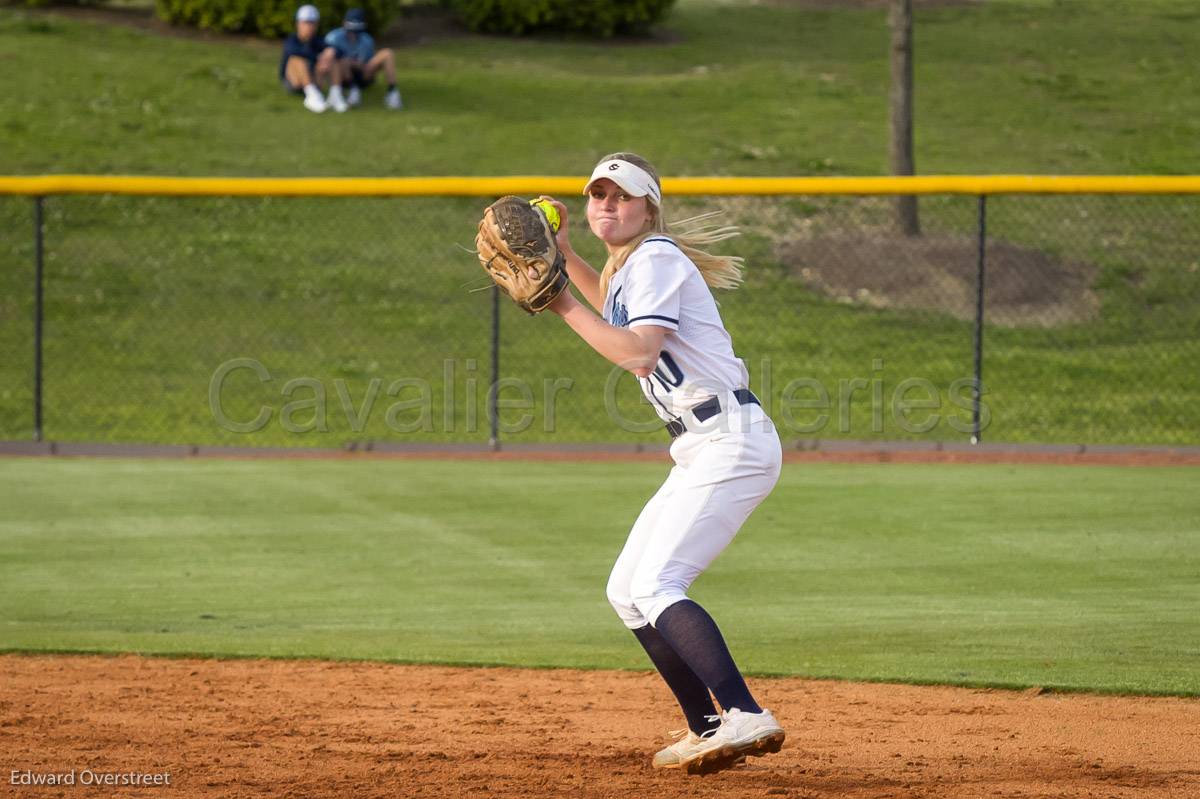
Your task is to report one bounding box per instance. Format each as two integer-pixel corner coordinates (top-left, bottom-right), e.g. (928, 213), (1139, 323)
(666, 389), (760, 439)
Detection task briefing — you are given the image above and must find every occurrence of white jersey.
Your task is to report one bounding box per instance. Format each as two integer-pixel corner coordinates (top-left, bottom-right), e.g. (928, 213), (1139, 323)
(602, 237), (750, 423)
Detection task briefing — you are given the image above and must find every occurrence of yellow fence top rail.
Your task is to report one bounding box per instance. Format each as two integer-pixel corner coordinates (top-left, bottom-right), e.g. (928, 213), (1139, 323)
(1, 174), (1200, 197)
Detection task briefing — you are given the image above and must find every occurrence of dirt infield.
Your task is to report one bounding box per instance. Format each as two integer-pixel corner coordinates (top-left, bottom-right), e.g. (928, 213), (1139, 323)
(3, 655), (1197, 798)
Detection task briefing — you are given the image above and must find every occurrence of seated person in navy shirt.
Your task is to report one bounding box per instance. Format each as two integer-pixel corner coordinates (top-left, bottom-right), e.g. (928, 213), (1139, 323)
(325, 8), (402, 110)
(279, 4), (349, 114)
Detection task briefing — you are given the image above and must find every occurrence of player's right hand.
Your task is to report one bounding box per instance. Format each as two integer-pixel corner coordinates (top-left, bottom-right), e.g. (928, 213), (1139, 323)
(537, 195), (571, 251)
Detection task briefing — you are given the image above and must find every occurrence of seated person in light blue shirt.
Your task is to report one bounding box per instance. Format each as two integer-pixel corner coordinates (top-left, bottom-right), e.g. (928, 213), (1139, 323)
(325, 8), (402, 110)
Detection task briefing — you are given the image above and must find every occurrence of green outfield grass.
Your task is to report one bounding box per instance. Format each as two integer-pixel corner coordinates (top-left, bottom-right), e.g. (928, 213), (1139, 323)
(1, 1), (1198, 447)
(2, 457), (1197, 695)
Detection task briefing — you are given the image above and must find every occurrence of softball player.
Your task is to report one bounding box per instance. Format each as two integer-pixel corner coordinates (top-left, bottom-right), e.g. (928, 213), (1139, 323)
(543, 152), (785, 775)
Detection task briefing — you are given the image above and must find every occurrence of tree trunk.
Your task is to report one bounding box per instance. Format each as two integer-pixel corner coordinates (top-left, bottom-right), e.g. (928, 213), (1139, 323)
(889, 0), (920, 236)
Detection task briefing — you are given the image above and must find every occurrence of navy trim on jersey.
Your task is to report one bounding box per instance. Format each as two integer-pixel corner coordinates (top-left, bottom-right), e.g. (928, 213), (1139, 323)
(625, 239), (683, 330)
(627, 314), (679, 326)
(642, 237), (682, 250)
(640, 375), (681, 423)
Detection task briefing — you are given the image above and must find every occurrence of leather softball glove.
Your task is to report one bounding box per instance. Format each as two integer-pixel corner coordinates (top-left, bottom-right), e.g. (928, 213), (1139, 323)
(475, 196), (569, 315)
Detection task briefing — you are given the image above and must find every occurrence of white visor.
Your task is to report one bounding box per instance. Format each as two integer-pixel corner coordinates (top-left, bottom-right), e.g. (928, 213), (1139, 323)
(583, 159), (662, 206)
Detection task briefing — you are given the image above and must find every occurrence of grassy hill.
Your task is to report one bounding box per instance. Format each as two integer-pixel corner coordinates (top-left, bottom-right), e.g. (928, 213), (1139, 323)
(1, 1), (1198, 446)
(4, 0), (1200, 176)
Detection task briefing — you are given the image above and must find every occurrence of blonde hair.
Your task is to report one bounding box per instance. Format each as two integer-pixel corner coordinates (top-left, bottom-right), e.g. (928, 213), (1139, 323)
(593, 152), (744, 299)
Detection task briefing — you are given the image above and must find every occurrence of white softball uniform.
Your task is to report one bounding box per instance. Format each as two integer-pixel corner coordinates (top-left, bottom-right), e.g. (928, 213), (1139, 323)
(603, 237), (783, 629)
(602, 239), (751, 424)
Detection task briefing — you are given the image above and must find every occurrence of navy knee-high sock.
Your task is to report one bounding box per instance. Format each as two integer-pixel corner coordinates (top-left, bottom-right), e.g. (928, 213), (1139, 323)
(652, 600), (762, 715)
(631, 625), (721, 735)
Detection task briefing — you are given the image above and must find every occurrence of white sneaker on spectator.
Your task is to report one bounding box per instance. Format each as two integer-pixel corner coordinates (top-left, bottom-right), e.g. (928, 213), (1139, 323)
(327, 84), (349, 113)
(302, 85), (327, 114)
(385, 88), (403, 110)
(347, 86), (362, 107)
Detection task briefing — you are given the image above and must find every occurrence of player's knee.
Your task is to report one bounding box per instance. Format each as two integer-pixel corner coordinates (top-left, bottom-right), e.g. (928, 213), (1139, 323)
(632, 592), (688, 628)
(633, 563), (691, 623)
(630, 559), (702, 625)
(630, 574), (690, 628)
(606, 576), (644, 627)
(605, 576), (631, 613)
(606, 588), (644, 627)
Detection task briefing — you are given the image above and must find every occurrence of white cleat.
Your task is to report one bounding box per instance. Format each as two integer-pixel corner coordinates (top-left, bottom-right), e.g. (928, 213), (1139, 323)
(385, 87), (403, 110)
(677, 708), (785, 775)
(347, 85), (362, 107)
(652, 725), (747, 770)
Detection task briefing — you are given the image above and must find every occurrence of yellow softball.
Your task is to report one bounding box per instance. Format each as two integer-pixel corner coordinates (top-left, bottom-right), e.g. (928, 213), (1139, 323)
(530, 199), (561, 233)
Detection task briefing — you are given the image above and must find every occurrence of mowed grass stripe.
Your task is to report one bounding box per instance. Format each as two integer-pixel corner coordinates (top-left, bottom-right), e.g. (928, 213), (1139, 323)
(1, 458), (1196, 694)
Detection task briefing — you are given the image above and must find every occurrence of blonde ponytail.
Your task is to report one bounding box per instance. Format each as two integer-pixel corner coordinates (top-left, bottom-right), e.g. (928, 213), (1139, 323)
(594, 152), (745, 299)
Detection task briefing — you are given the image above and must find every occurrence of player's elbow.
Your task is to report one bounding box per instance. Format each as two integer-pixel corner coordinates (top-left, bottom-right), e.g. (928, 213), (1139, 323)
(624, 347), (661, 379)
(618, 328), (664, 378)
(621, 354), (656, 378)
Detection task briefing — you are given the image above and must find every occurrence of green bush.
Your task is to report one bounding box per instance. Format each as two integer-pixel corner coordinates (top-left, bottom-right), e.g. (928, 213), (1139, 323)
(450, 0), (676, 37)
(6, 0), (96, 8)
(154, 0), (403, 38)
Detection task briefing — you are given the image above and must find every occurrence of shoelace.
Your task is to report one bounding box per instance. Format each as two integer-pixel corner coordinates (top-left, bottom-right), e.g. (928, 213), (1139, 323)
(699, 713), (725, 739)
(667, 712), (726, 745)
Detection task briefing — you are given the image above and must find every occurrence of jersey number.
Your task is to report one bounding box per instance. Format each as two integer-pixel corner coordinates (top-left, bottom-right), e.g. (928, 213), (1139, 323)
(649, 351), (684, 394)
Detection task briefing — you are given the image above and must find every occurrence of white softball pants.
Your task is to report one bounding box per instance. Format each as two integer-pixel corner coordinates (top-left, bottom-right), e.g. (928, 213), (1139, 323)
(606, 397), (783, 629)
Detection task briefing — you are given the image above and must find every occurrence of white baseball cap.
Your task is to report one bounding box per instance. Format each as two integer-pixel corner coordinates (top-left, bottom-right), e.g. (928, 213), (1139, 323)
(583, 159), (662, 207)
(296, 4), (320, 22)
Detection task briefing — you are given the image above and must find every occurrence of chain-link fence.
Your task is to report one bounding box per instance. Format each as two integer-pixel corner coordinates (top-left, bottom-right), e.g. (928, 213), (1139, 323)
(1, 180), (1197, 448)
